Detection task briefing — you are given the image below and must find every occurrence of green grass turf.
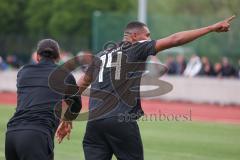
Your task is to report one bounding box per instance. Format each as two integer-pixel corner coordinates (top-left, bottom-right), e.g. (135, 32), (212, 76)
(0, 105), (240, 160)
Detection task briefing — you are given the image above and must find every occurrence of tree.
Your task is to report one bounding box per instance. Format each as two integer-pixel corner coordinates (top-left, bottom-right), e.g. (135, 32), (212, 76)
(148, 0), (240, 16)
(24, 0), (135, 38)
(0, 0), (27, 34)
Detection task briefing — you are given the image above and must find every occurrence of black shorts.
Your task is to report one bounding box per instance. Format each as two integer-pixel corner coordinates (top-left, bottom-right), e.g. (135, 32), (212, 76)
(5, 130), (54, 160)
(83, 117), (143, 160)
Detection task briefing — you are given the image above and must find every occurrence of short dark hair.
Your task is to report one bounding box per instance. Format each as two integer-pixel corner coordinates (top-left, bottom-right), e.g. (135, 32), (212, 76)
(37, 39), (60, 59)
(124, 21), (147, 33)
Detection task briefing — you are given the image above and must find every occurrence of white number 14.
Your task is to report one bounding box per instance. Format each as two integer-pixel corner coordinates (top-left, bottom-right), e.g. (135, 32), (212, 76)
(99, 51), (122, 82)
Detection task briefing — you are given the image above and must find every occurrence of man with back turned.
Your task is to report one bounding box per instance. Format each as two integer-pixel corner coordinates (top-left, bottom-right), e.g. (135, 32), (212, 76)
(5, 39), (81, 160)
(57, 16), (236, 160)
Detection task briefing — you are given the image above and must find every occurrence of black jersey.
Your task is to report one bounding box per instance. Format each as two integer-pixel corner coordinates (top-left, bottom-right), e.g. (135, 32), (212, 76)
(88, 40), (157, 120)
(7, 59), (81, 140)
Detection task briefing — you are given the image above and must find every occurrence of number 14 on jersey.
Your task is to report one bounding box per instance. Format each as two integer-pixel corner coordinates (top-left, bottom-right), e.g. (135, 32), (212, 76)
(99, 51), (122, 82)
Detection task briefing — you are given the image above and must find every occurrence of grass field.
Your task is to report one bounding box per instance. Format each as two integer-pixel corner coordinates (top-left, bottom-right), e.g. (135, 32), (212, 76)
(0, 105), (240, 160)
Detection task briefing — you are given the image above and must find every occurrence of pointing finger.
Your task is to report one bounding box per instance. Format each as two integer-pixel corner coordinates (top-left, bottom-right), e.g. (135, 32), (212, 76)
(225, 15), (236, 23)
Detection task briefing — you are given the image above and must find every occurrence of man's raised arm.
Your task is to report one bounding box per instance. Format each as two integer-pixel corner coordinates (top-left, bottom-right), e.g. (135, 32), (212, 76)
(155, 15), (236, 52)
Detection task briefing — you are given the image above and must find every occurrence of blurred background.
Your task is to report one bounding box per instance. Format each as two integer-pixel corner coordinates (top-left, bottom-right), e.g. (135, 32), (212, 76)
(0, 0), (240, 160)
(0, 0), (240, 63)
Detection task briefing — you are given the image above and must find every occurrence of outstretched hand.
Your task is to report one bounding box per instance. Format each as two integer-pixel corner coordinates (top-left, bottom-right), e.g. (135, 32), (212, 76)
(56, 121), (72, 144)
(211, 15), (236, 32)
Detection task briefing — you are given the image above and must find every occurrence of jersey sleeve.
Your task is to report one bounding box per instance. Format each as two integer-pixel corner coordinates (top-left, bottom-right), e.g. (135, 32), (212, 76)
(63, 74), (82, 121)
(132, 40), (157, 61)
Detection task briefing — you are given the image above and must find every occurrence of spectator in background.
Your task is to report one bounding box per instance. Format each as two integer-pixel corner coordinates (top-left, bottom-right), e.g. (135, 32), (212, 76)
(176, 54), (186, 75)
(166, 55), (178, 75)
(0, 56), (8, 70)
(29, 52), (38, 64)
(183, 54), (202, 77)
(146, 56), (163, 77)
(77, 51), (93, 72)
(213, 62), (222, 77)
(59, 51), (74, 65)
(6, 55), (21, 69)
(221, 57), (236, 78)
(199, 56), (215, 76)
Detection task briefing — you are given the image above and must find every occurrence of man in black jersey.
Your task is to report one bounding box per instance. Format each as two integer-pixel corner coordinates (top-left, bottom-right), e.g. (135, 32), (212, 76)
(57, 16), (235, 160)
(5, 39), (82, 160)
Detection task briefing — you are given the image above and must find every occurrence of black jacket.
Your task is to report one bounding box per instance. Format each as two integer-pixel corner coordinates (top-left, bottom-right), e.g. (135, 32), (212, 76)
(7, 59), (81, 146)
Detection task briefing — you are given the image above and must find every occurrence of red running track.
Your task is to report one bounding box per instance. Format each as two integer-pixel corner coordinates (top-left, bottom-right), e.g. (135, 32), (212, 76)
(0, 92), (240, 124)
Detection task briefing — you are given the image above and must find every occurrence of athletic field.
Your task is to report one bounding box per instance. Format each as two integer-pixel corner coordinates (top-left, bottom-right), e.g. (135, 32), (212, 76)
(0, 94), (240, 160)
(0, 103), (240, 160)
